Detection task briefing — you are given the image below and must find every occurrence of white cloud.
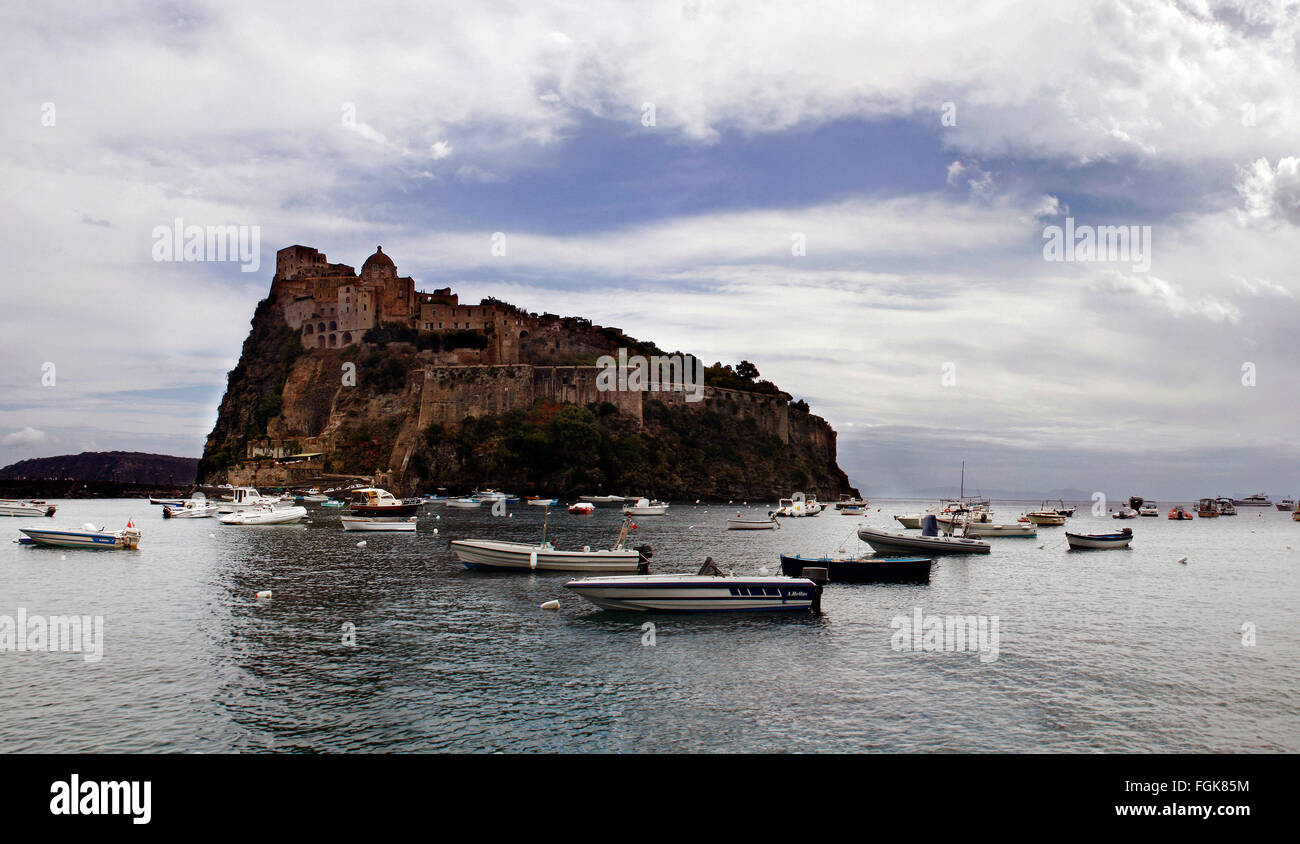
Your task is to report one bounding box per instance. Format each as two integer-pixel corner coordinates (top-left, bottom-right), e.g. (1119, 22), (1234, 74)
(1235, 156), (1300, 225)
(2, 427), (48, 447)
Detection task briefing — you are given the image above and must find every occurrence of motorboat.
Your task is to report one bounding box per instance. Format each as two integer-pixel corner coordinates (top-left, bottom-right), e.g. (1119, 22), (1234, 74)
(774, 495), (821, 517)
(567, 502), (596, 514)
(217, 487), (271, 513)
(1025, 505), (1067, 526)
(1275, 498), (1295, 511)
(18, 521), (141, 550)
(321, 499), (345, 508)
(834, 495), (868, 510)
(0, 499), (57, 518)
(857, 516), (991, 555)
(1215, 498), (1238, 516)
(526, 497), (559, 506)
(1111, 507), (1138, 519)
(622, 497), (669, 516)
(1232, 493), (1273, 508)
(564, 559), (818, 612)
(779, 552), (931, 583)
(450, 515), (649, 572)
(1196, 498), (1220, 518)
(840, 506), (867, 516)
(148, 497), (187, 507)
(1168, 505), (1194, 520)
(219, 504), (308, 525)
(1053, 500), (1077, 517)
(340, 515), (417, 532)
(727, 513), (779, 530)
(162, 494), (219, 519)
(947, 521), (1037, 538)
(445, 498), (481, 509)
(347, 488), (423, 516)
(1066, 528), (1133, 550)
(578, 495), (628, 506)
(1138, 502), (1159, 517)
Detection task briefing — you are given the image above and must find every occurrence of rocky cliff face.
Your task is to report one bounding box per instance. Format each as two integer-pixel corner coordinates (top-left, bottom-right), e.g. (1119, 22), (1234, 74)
(199, 294), (857, 500)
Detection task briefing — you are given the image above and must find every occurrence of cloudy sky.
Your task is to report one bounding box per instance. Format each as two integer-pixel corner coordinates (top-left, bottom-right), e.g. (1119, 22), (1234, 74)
(2, 0), (1299, 497)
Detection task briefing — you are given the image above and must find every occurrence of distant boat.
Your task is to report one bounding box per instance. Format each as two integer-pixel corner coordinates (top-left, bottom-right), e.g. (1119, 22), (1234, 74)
(622, 498), (669, 516)
(1111, 507), (1138, 520)
(217, 487), (271, 513)
(451, 515), (647, 572)
(779, 553), (931, 583)
(1025, 504), (1067, 526)
(834, 495), (868, 510)
(1138, 502), (1159, 517)
(727, 514), (779, 530)
(162, 494), (219, 519)
(0, 499), (57, 518)
(219, 505), (307, 525)
(840, 506), (867, 515)
(579, 495), (628, 505)
(1053, 500), (1077, 517)
(148, 497), (187, 507)
(857, 516), (991, 555)
(347, 488), (423, 516)
(1168, 505), (1194, 520)
(1196, 498), (1220, 518)
(341, 515), (417, 532)
(526, 498), (559, 506)
(1215, 498), (1238, 516)
(567, 502), (595, 514)
(1066, 528), (1133, 550)
(1232, 493), (1273, 507)
(774, 496), (821, 517)
(1274, 498), (1294, 511)
(321, 499), (345, 508)
(564, 559), (817, 612)
(19, 522), (141, 550)
(445, 498), (482, 509)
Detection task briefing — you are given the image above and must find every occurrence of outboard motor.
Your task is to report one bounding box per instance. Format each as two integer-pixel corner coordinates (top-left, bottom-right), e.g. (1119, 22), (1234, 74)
(921, 514), (940, 537)
(634, 544), (653, 573)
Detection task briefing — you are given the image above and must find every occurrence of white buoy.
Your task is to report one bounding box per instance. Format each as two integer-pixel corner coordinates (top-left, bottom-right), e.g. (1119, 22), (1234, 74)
(209, 533), (216, 539)
(758, 566), (770, 576)
(255, 590), (272, 600)
(540, 600), (559, 611)
(61, 554), (67, 561)
(357, 540), (367, 548)
(433, 528), (438, 534)
(1178, 556), (1188, 564)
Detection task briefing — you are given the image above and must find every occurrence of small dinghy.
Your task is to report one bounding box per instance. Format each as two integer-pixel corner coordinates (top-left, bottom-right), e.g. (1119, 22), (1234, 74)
(340, 515), (417, 532)
(162, 493), (219, 519)
(19, 521), (141, 550)
(445, 498), (482, 509)
(565, 557), (820, 612)
(779, 553), (931, 583)
(219, 504), (308, 525)
(1168, 505), (1193, 520)
(526, 497), (559, 506)
(727, 513), (779, 530)
(857, 515), (991, 555)
(1065, 528), (1133, 550)
(567, 502), (595, 514)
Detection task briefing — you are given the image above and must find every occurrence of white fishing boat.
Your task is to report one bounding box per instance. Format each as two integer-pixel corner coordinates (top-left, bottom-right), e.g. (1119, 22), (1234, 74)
(1025, 506), (1067, 526)
(1066, 528), (1133, 550)
(217, 487), (271, 513)
(774, 495), (822, 517)
(450, 515), (648, 572)
(218, 504), (308, 525)
(445, 498), (482, 509)
(564, 560), (818, 613)
(347, 487), (423, 515)
(162, 494), (219, 519)
(834, 495), (868, 509)
(622, 497), (669, 516)
(19, 521), (141, 550)
(1215, 498), (1238, 516)
(726, 513), (779, 530)
(340, 515), (417, 532)
(1274, 498), (1295, 511)
(0, 499), (57, 517)
(1111, 507), (1138, 520)
(525, 497), (559, 506)
(858, 516), (991, 555)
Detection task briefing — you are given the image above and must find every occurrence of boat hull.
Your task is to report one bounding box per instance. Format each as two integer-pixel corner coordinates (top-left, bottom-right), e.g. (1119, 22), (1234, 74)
(0, 501), (57, 517)
(727, 518), (778, 530)
(780, 554), (931, 583)
(957, 523), (1037, 537)
(451, 539), (643, 572)
(444, 500), (482, 509)
(564, 575), (817, 612)
(219, 506), (308, 525)
(1065, 532), (1133, 550)
(349, 503), (422, 516)
(340, 516), (417, 532)
(857, 526), (991, 555)
(1025, 512), (1067, 526)
(19, 528), (140, 550)
(893, 515), (923, 529)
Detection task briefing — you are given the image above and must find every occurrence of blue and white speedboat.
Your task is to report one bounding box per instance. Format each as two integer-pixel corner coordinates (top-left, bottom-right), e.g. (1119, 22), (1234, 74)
(19, 522), (141, 550)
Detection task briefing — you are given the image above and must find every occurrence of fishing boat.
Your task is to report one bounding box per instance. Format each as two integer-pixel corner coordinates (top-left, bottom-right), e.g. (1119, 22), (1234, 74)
(347, 488), (423, 516)
(1168, 505), (1194, 520)
(340, 515), (417, 532)
(526, 497), (559, 506)
(564, 559), (817, 612)
(162, 494), (219, 519)
(774, 495), (822, 517)
(18, 521), (141, 550)
(1196, 498), (1220, 518)
(579, 495), (628, 506)
(1215, 498), (1238, 516)
(450, 515), (649, 572)
(1066, 528), (1133, 550)
(1138, 501), (1159, 517)
(1232, 493), (1273, 508)
(217, 487), (271, 513)
(622, 497), (669, 516)
(445, 498), (482, 509)
(0, 499), (57, 517)
(726, 513), (779, 530)
(1274, 498), (1295, 511)
(779, 553), (931, 583)
(840, 505), (867, 515)
(834, 495), (868, 510)
(567, 502), (596, 514)
(1053, 500), (1077, 517)
(857, 516), (991, 555)
(218, 504), (308, 525)
(148, 497), (187, 507)
(947, 521), (1037, 538)
(1025, 505), (1067, 526)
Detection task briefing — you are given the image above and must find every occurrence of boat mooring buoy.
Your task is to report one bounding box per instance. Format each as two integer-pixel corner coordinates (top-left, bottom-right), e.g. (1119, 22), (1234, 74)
(540, 600), (559, 611)
(255, 590), (272, 600)
(357, 540), (367, 548)
(1178, 556), (1188, 564)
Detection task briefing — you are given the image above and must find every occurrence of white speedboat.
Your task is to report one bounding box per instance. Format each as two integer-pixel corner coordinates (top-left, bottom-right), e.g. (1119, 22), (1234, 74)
(567, 502), (595, 514)
(1216, 498), (1238, 516)
(217, 487), (271, 513)
(858, 517), (990, 555)
(340, 515), (417, 532)
(1233, 493), (1273, 508)
(1066, 528), (1133, 550)
(1138, 502), (1160, 517)
(726, 514), (779, 530)
(526, 498), (559, 506)
(1111, 507), (1138, 519)
(564, 572), (818, 612)
(774, 495), (821, 517)
(579, 495), (628, 505)
(0, 499), (57, 517)
(445, 498), (482, 509)
(162, 494), (219, 519)
(622, 497), (669, 516)
(219, 504), (308, 525)
(950, 522), (1036, 538)
(19, 522), (141, 550)
(1025, 507), (1067, 526)
(148, 497), (187, 507)
(450, 516), (647, 572)
(347, 487), (423, 515)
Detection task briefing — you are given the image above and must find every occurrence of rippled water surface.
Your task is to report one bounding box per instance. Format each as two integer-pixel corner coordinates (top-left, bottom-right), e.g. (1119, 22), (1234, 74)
(1, 498), (1296, 752)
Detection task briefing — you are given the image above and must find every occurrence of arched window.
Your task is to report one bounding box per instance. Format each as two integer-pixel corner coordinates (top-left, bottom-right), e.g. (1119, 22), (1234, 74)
(329, 334), (337, 347)
(318, 322), (326, 333)
(330, 321), (337, 331)
(305, 323), (314, 334)
(342, 332), (352, 345)
(317, 335), (325, 348)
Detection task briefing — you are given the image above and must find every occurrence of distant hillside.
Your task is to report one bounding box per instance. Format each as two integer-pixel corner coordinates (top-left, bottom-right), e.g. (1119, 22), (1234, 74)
(0, 451), (198, 485)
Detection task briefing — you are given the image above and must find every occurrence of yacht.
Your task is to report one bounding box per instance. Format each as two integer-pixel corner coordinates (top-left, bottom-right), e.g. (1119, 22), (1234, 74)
(1274, 498), (1295, 511)
(347, 487), (423, 516)
(1232, 493), (1273, 508)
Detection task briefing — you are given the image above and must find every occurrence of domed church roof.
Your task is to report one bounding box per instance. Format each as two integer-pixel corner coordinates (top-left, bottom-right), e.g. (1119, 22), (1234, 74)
(361, 245), (396, 275)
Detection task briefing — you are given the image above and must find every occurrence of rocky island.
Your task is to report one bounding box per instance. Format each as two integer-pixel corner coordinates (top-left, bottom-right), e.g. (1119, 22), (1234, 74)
(198, 245), (856, 500)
